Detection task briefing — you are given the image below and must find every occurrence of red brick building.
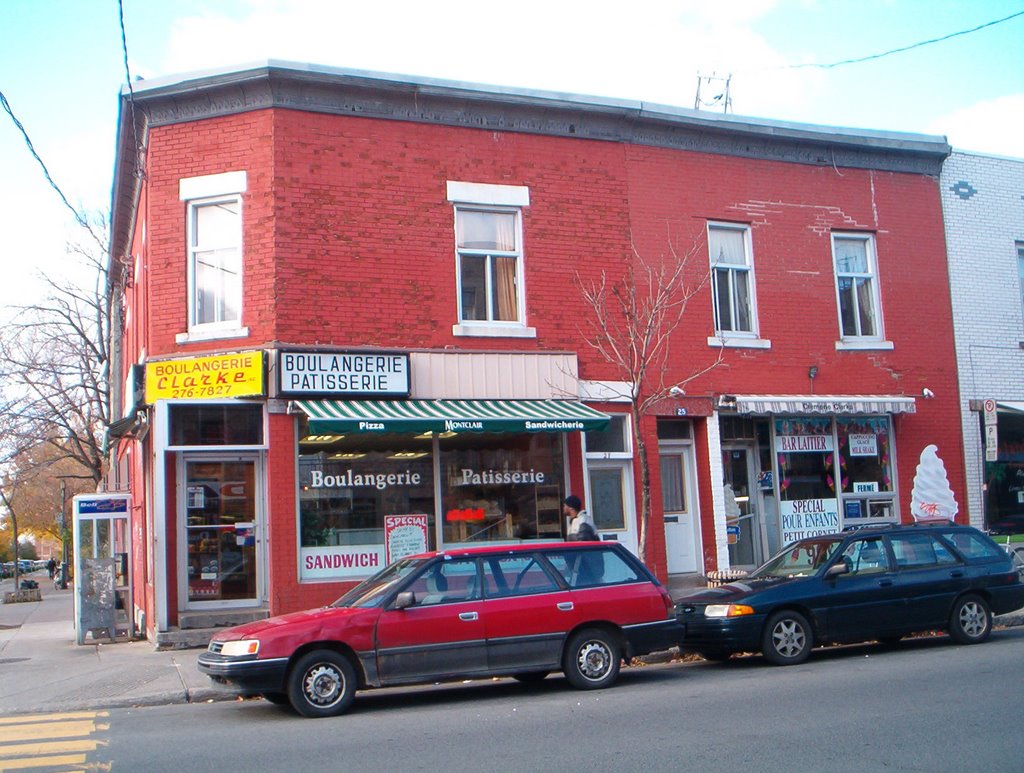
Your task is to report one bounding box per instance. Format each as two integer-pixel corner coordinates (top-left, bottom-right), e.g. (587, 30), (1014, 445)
(107, 62), (957, 645)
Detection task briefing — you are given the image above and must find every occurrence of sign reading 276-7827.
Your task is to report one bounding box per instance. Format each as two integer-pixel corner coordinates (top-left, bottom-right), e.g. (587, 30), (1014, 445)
(145, 352), (265, 402)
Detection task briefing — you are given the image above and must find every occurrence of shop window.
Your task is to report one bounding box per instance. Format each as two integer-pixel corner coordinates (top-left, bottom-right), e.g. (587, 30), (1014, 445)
(984, 408), (1024, 532)
(775, 417), (840, 543)
(297, 430), (435, 581)
(168, 403), (263, 447)
(709, 223), (759, 339)
(835, 417), (895, 523)
(832, 233), (886, 346)
(439, 432), (564, 543)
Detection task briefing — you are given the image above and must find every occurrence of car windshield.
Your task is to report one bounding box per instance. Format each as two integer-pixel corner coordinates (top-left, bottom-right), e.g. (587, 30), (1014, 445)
(750, 538), (845, 578)
(331, 557), (430, 608)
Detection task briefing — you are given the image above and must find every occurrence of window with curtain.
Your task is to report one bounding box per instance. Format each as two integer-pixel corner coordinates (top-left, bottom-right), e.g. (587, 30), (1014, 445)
(709, 223), (756, 335)
(456, 207), (521, 323)
(832, 234), (881, 339)
(188, 196), (242, 330)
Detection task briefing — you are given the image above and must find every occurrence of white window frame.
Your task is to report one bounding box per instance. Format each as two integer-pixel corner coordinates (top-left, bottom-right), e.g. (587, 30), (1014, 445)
(831, 232), (892, 351)
(177, 171), (248, 344)
(1017, 242), (1024, 324)
(707, 222), (770, 349)
(447, 181), (535, 339)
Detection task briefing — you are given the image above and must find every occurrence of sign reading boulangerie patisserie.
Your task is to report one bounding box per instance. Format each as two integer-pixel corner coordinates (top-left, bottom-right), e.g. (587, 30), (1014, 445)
(278, 351), (410, 397)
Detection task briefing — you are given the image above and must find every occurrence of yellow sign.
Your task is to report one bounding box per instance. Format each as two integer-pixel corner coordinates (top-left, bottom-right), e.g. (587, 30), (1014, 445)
(145, 352), (264, 402)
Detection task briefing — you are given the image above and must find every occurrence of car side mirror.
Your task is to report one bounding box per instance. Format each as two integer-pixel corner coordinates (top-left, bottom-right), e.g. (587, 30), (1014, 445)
(392, 591), (415, 610)
(825, 562), (849, 578)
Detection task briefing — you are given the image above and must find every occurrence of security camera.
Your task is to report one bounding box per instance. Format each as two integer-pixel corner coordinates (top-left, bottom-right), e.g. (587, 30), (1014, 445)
(669, 386), (684, 396)
(922, 388), (935, 399)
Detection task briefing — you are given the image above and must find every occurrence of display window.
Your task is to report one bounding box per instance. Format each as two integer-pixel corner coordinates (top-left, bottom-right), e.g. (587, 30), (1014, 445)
(439, 432), (564, 543)
(297, 420), (567, 581)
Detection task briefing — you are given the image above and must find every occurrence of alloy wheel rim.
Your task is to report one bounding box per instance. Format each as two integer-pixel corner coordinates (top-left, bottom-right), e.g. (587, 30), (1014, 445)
(772, 620), (805, 658)
(959, 602), (986, 638)
(304, 663), (344, 707)
(578, 641), (611, 679)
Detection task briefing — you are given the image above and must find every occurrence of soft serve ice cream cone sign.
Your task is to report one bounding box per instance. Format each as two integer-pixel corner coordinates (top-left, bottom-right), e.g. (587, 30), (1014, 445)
(910, 444), (958, 522)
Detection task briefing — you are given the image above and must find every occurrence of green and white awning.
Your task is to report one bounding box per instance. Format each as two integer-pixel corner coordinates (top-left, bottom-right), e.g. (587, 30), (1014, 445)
(292, 398), (610, 434)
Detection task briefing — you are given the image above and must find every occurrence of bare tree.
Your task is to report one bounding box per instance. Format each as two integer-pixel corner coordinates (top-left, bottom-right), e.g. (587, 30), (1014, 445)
(576, 240), (721, 562)
(0, 219), (111, 578)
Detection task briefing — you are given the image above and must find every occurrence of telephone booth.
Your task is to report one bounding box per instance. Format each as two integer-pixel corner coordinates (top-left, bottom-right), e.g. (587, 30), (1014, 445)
(72, 493), (134, 644)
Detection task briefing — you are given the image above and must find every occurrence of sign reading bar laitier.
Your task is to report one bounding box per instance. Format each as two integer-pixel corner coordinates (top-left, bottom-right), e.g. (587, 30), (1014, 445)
(145, 352), (265, 402)
(278, 350), (410, 397)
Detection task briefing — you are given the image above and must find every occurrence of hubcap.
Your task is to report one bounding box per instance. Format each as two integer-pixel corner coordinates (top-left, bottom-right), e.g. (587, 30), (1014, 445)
(577, 640), (611, 680)
(959, 602), (986, 638)
(303, 663), (344, 707)
(772, 619), (806, 658)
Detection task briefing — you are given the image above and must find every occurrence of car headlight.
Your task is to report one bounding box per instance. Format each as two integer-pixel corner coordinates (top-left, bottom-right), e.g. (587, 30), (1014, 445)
(704, 604), (754, 618)
(219, 639), (260, 657)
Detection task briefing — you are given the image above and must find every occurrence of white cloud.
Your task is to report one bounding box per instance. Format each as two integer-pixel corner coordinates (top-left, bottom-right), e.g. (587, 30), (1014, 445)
(927, 94), (1024, 158)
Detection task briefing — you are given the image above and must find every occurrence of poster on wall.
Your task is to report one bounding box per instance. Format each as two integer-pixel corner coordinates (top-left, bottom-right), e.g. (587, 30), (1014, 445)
(385, 514), (429, 564)
(780, 499), (840, 543)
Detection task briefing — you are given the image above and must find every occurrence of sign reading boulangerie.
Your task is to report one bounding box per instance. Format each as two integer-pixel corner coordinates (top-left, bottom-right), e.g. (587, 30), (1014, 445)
(279, 351), (409, 397)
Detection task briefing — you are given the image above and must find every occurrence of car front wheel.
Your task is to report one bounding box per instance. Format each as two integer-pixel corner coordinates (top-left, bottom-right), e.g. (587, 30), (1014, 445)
(288, 649), (357, 718)
(948, 595), (992, 644)
(762, 610), (812, 665)
(563, 628), (620, 689)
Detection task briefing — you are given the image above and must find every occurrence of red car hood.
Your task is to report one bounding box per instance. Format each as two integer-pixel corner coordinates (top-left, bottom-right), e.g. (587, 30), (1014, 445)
(210, 604), (374, 644)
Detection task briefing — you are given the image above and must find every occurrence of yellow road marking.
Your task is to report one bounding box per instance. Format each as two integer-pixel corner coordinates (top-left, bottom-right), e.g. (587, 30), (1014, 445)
(0, 752), (88, 769)
(0, 712), (107, 726)
(0, 739), (101, 757)
(0, 721), (101, 744)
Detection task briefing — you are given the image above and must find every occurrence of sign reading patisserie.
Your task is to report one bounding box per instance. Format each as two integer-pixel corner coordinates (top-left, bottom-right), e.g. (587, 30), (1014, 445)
(278, 351), (410, 397)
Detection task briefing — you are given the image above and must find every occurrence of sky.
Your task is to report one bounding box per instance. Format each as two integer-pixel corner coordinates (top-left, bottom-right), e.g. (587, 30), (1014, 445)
(1, 0), (1022, 314)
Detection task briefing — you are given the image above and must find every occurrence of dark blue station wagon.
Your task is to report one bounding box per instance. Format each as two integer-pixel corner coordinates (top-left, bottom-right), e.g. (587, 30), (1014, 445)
(675, 524), (1024, 665)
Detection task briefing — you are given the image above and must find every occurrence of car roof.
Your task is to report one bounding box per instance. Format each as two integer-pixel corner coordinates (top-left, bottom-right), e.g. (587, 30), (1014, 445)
(406, 541), (610, 561)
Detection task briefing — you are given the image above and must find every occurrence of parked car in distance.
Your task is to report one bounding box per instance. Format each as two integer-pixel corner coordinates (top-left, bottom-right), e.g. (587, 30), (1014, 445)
(675, 523), (1024, 666)
(199, 542), (683, 717)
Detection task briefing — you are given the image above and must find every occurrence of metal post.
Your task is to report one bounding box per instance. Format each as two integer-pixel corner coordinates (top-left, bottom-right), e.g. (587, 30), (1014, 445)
(57, 481), (69, 589)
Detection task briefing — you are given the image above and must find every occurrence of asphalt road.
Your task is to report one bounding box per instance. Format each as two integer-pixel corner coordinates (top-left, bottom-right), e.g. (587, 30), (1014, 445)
(17, 628), (1024, 772)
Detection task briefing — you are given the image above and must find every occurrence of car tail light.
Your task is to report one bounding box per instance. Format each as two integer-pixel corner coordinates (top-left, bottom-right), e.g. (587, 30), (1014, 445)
(658, 586), (673, 611)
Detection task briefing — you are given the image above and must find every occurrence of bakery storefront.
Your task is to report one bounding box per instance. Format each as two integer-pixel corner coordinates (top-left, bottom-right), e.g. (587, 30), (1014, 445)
(282, 351), (611, 583)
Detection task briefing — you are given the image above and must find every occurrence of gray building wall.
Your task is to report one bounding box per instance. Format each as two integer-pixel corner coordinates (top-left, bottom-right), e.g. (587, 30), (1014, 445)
(941, 151), (1024, 526)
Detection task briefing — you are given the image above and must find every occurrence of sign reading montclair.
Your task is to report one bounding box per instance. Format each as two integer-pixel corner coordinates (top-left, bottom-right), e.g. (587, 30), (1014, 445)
(279, 351), (410, 397)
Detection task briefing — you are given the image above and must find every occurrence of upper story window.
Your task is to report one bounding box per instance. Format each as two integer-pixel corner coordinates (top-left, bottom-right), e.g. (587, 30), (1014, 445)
(832, 233), (885, 345)
(447, 181), (535, 339)
(1017, 242), (1024, 320)
(177, 171), (248, 344)
(707, 223), (769, 349)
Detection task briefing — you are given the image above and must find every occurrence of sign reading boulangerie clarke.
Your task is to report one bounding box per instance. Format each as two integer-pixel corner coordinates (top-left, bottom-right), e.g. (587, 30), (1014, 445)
(279, 351), (409, 397)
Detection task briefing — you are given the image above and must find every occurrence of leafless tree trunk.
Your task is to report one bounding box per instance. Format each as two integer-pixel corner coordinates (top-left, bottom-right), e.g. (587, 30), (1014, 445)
(577, 241), (721, 563)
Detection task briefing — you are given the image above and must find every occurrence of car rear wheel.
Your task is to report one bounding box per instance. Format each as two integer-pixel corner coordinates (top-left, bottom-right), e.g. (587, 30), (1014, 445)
(563, 628), (620, 689)
(948, 595), (992, 644)
(762, 610), (812, 665)
(288, 649), (357, 718)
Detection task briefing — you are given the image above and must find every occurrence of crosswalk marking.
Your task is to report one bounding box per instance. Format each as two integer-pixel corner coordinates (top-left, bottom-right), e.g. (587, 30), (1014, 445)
(0, 711), (109, 772)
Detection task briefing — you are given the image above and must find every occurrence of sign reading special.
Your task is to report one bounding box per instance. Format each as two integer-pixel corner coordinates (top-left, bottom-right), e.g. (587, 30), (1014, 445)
(146, 352), (264, 402)
(780, 499), (840, 543)
(278, 351), (410, 397)
(384, 514), (429, 564)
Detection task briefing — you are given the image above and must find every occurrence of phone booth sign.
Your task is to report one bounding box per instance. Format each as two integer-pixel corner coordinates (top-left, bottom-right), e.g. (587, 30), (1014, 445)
(73, 493), (133, 644)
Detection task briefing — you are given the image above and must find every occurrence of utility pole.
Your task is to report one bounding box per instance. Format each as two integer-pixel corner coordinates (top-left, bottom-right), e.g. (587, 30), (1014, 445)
(694, 72), (733, 113)
(57, 480), (69, 589)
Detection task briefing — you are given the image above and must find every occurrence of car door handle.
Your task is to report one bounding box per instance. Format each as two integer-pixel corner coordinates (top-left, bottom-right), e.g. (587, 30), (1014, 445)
(950, 571), (964, 578)
(459, 612), (479, 621)
(557, 602), (574, 611)
(878, 579), (893, 587)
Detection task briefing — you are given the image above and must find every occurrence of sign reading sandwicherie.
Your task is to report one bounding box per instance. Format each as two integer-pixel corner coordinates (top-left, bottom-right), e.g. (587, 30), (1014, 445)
(278, 351), (410, 397)
(145, 352), (265, 402)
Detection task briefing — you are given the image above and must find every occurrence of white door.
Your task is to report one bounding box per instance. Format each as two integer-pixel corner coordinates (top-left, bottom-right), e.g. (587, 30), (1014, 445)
(661, 446), (700, 573)
(586, 461), (638, 556)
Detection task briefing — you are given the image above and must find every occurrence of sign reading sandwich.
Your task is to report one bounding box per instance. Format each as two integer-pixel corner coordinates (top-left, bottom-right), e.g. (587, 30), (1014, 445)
(145, 352), (265, 402)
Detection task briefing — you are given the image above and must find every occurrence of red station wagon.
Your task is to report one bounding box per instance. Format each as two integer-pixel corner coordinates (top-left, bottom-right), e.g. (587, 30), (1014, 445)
(199, 542), (683, 717)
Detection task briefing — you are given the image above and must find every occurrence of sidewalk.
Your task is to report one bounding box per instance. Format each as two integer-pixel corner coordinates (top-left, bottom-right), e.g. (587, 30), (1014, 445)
(0, 572), (235, 716)
(2, 570), (1022, 717)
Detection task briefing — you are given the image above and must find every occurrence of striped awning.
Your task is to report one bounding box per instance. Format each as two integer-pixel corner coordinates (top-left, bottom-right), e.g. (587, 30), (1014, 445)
(292, 399), (610, 434)
(723, 394), (917, 415)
